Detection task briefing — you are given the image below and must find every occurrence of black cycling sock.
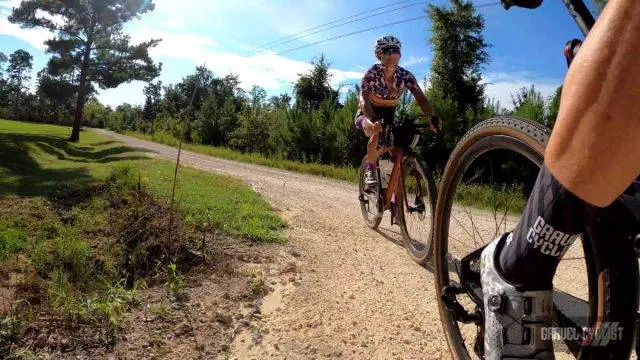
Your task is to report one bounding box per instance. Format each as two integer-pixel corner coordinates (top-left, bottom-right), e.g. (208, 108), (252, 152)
(498, 164), (587, 290)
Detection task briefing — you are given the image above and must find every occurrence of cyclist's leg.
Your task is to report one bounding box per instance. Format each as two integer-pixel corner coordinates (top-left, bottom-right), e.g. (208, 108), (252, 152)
(497, 164), (586, 290)
(482, 1), (640, 357)
(481, 164), (587, 360)
(356, 114), (378, 169)
(545, 0), (640, 207)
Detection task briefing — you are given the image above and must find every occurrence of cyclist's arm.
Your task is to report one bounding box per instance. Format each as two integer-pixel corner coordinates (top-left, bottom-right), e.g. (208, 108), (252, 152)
(545, 0), (640, 207)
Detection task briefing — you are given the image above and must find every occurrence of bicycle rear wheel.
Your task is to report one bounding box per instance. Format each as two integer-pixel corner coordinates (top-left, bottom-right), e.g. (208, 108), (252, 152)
(397, 156), (437, 265)
(359, 156), (382, 229)
(433, 117), (638, 359)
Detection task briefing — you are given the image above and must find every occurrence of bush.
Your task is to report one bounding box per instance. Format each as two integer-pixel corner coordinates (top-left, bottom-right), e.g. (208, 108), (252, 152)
(0, 227), (26, 258)
(30, 226), (92, 283)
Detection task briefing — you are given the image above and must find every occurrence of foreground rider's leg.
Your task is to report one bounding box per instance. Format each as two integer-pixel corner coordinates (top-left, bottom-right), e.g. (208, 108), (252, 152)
(498, 165), (585, 290)
(545, 0), (640, 207)
(482, 1), (640, 358)
(481, 165), (586, 360)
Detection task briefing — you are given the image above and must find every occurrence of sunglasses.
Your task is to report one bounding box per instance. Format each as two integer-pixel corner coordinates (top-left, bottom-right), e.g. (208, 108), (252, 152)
(382, 47), (401, 55)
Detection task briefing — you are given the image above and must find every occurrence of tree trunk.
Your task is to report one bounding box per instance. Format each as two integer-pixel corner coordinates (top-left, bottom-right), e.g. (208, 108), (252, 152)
(69, 16), (95, 142)
(69, 67), (88, 142)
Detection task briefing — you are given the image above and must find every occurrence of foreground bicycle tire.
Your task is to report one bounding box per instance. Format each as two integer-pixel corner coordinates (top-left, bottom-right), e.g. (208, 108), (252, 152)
(397, 155), (437, 265)
(433, 116), (638, 359)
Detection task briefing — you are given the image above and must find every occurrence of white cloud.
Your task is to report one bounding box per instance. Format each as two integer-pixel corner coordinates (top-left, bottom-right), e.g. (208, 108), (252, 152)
(0, 9), (52, 50)
(401, 56), (430, 68)
(130, 24), (361, 92)
(131, 27), (217, 57)
(482, 72), (561, 110)
(99, 24), (362, 106)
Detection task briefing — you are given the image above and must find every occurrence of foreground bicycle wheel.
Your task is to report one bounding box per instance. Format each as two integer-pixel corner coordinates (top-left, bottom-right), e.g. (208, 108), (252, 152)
(397, 155), (437, 265)
(433, 117), (638, 359)
(358, 156), (382, 229)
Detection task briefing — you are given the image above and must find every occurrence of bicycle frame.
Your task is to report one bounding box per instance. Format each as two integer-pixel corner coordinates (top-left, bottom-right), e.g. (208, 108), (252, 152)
(375, 144), (405, 213)
(374, 122), (433, 216)
(560, 0), (595, 36)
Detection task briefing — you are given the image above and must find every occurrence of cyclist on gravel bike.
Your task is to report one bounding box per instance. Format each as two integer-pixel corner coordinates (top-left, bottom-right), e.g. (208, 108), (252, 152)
(480, 0), (640, 358)
(355, 35), (438, 185)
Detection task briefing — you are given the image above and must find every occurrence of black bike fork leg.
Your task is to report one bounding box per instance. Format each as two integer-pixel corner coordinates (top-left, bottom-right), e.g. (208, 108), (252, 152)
(579, 201), (639, 360)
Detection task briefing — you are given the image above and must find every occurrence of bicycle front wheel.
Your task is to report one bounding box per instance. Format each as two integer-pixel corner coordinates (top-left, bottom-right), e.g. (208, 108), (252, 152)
(358, 156), (382, 229)
(433, 117), (637, 359)
(397, 156), (437, 265)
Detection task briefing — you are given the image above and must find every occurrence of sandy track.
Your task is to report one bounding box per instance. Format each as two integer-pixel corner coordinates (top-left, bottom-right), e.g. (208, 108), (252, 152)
(98, 130), (589, 360)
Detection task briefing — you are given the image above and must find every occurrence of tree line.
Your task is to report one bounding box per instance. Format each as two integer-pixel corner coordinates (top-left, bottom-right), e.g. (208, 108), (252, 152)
(4, 0), (588, 173)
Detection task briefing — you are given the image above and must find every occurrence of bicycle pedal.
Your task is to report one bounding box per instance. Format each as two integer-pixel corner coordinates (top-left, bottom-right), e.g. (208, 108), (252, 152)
(441, 286), (482, 325)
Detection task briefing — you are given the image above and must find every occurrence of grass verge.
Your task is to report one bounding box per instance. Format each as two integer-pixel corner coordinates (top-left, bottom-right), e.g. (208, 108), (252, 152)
(124, 130), (528, 213)
(0, 119), (286, 356)
(124, 130), (359, 183)
(0, 119), (286, 242)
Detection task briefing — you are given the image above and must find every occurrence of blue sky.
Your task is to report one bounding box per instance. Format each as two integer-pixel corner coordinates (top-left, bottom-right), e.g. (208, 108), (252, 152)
(0, 0), (597, 109)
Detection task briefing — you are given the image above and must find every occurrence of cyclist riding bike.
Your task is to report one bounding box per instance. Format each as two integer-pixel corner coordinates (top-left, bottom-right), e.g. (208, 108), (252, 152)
(480, 0), (640, 358)
(355, 35), (439, 186)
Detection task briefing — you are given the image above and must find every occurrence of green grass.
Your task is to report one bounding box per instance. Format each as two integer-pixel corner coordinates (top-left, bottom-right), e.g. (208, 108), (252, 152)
(455, 182), (527, 214)
(124, 131), (528, 213)
(124, 131), (359, 183)
(0, 119), (285, 242)
(0, 227), (26, 259)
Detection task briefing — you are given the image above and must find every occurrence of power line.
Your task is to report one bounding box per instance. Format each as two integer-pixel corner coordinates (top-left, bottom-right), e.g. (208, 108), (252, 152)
(274, 16), (425, 56)
(246, 0), (429, 56)
(244, 0), (417, 55)
(273, 1), (500, 56)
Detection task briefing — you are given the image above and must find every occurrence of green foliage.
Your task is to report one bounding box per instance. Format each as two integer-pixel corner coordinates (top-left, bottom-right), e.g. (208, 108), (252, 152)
(31, 226), (92, 283)
(455, 182), (526, 214)
(142, 81), (162, 124)
(0, 316), (18, 346)
(126, 130), (359, 182)
(35, 68), (76, 125)
(428, 0), (489, 121)
(164, 263), (186, 300)
(0, 227), (26, 259)
(47, 267), (87, 321)
(512, 85), (545, 124)
(293, 54), (339, 112)
(106, 103), (143, 133)
(84, 99), (110, 128)
(483, 98), (508, 120)
(87, 280), (137, 335)
(9, 0), (162, 141)
(229, 112), (273, 154)
(0, 49), (34, 120)
(546, 86), (562, 129)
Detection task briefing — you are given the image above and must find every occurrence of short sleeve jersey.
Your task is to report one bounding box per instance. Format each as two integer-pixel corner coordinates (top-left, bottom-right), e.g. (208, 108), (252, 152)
(360, 64), (419, 108)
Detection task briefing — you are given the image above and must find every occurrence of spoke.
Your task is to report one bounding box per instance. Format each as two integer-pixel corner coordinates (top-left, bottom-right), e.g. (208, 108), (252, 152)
(451, 212), (475, 242)
(449, 234), (474, 251)
(462, 202), (484, 248)
(496, 185), (518, 237)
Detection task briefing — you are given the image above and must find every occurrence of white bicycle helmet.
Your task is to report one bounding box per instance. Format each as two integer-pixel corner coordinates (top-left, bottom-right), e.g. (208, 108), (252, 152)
(374, 35), (402, 58)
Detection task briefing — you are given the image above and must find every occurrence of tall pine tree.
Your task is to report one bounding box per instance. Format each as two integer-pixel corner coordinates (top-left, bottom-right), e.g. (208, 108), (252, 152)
(427, 0), (489, 152)
(428, 0), (488, 116)
(7, 49), (33, 117)
(10, 0), (162, 141)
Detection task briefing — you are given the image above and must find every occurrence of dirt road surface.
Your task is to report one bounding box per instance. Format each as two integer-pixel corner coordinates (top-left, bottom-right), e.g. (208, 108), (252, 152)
(98, 130), (588, 360)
